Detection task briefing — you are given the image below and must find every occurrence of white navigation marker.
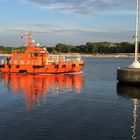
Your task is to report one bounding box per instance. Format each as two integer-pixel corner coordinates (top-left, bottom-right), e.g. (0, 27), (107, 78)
(129, 0), (140, 68)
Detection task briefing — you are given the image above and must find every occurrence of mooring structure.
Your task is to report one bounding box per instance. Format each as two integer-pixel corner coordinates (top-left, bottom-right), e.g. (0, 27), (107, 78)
(117, 0), (140, 85)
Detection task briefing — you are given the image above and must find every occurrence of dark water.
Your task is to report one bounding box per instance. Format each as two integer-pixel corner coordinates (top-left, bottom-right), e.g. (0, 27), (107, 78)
(0, 57), (140, 140)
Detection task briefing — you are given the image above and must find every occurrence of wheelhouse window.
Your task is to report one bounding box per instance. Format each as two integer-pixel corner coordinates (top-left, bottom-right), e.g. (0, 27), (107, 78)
(29, 52), (33, 57)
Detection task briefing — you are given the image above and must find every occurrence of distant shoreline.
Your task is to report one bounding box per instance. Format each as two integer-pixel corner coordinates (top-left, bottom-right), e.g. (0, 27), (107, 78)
(0, 53), (139, 58)
(0, 54), (11, 57)
(57, 53), (138, 58)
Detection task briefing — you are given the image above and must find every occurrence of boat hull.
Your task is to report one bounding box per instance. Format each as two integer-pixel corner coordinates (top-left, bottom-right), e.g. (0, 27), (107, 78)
(0, 62), (84, 74)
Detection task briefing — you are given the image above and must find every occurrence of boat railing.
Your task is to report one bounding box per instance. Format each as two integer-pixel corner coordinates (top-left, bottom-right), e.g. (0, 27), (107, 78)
(65, 56), (82, 62)
(49, 55), (83, 63)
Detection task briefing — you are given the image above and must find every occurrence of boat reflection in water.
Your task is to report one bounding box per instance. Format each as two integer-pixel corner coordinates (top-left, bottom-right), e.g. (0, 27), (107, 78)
(0, 73), (84, 111)
(117, 84), (140, 140)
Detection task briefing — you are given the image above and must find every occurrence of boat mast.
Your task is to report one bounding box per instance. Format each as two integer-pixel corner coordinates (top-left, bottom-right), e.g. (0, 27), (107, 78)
(27, 32), (32, 47)
(135, 0), (139, 62)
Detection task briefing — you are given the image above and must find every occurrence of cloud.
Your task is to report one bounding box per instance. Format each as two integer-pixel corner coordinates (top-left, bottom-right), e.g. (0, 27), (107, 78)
(0, 23), (101, 35)
(0, 22), (134, 47)
(26, 0), (133, 14)
(0, 0), (134, 14)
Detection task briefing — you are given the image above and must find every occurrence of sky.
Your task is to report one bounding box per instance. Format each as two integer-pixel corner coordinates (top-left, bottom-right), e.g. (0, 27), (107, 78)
(0, 0), (138, 46)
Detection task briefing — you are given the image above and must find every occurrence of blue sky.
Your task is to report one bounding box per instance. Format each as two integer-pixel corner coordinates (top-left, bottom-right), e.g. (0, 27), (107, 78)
(0, 0), (137, 46)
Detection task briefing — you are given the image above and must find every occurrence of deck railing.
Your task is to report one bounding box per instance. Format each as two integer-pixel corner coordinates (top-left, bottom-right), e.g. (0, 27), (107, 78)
(50, 55), (83, 63)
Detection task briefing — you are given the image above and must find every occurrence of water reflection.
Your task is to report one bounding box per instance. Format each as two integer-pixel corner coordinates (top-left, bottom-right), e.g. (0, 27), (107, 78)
(117, 84), (140, 140)
(117, 84), (140, 99)
(0, 73), (84, 111)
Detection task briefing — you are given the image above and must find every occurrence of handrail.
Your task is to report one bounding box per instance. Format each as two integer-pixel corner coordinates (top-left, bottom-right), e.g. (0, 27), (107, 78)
(50, 55), (83, 62)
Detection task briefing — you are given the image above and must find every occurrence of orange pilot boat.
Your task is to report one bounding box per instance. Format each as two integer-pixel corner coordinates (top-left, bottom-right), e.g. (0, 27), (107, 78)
(0, 32), (84, 74)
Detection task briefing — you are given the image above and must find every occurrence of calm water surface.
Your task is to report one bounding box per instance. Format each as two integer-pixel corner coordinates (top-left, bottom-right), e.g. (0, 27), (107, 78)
(0, 57), (140, 140)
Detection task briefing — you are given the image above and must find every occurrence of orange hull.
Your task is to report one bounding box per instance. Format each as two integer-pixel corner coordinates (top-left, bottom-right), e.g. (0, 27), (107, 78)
(0, 32), (84, 74)
(0, 62), (84, 74)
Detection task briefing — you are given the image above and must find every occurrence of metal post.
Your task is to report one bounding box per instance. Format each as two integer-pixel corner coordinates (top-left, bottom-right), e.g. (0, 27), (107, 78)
(135, 0), (139, 62)
(128, 0), (140, 68)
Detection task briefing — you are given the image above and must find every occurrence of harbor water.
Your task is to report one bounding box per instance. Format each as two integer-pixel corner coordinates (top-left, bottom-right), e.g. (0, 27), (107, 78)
(0, 57), (140, 140)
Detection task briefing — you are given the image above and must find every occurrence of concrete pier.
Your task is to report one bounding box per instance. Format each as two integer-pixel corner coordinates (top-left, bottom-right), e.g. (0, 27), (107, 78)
(117, 68), (140, 85)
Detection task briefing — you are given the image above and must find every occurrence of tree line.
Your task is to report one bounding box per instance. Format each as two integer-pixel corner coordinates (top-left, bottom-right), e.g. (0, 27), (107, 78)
(0, 42), (138, 54)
